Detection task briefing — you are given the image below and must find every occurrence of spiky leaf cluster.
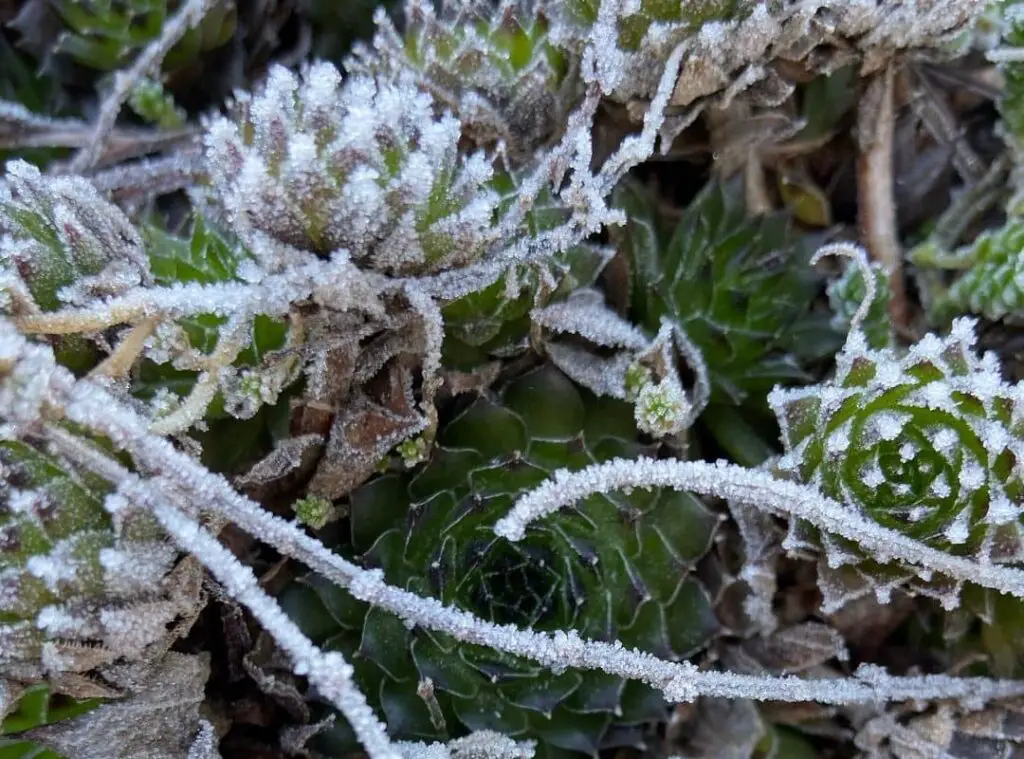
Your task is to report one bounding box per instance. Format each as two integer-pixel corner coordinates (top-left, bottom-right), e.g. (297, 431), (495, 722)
(283, 364), (719, 757)
(0, 161), (151, 313)
(0, 437), (196, 698)
(41, 0), (236, 72)
(940, 219), (1024, 323)
(204, 61), (505, 276)
(769, 320), (1024, 609)
(350, 0), (574, 159)
(614, 179), (840, 407)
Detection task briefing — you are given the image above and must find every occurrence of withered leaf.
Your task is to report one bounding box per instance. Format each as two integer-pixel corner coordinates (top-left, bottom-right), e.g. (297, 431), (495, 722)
(26, 652), (216, 759)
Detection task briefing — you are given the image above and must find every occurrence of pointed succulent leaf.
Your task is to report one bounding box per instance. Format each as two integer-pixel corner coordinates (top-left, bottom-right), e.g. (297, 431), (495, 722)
(927, 218), (1024, 323)
(43, 0), (236, 73)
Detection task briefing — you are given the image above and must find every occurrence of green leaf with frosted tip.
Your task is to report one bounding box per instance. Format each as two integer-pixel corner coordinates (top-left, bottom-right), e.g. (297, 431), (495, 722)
(935, 218), (1024, 323)
(42, 0), (236, 73)
(560, 0), (749, 51)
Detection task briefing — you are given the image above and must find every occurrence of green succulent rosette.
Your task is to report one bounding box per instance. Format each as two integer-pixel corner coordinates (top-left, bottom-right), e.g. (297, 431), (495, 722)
(614, 179), (841, 408)
(0, 433), (197, 698)
(281, 364), (720, 757)
(768, 319), (1024, 610)
(914, 218), (1024, 324)
(350, 0), (573, 158)
(204, 61), (505, 276)
(0, 161), (151, 314)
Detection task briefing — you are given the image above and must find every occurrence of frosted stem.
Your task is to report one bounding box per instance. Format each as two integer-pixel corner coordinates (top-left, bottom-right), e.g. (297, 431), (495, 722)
(495, 458), (1024, 601)
(69, 0), (215, 173)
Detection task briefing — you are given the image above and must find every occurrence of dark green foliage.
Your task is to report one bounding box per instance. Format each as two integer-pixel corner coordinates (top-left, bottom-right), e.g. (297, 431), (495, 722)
(44, 0), (236, 73)
(613, 179), (842, 407)
(282, 364), (720, 757)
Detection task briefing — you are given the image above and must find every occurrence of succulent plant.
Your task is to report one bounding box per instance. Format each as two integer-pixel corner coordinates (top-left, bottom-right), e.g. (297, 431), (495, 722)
(349, 0), (574, 158)
(554, 0), (745, 52)
(768, 319), (1024, 610)
(0, 160), (151, 314)
(281, 364), (720, 757)
(0, 435), (200, 701)
(916, 219), (1024, 324)
(12, 0), (236, 74)
(613, 179), (841, 408)
(204, 61), (505, 276)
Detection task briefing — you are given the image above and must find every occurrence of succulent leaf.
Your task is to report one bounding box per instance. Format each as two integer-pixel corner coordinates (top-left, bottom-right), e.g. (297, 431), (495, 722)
(769, 320), (1024, 610)
(284, 364), (720, 756)
(929, 219), (1024, 323)
(43, 0), (236, 73)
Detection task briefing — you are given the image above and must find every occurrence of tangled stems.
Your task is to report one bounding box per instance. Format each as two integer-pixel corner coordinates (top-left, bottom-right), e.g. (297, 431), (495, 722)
(0, 317), (1013, 715)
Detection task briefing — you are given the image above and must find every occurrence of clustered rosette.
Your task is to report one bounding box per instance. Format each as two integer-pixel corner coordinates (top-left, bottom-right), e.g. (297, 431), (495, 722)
(282, 364), (720, 758)
(769, 319), (1024, 610)
(203, 61), (503, 275)
(348, 0), (573, 159)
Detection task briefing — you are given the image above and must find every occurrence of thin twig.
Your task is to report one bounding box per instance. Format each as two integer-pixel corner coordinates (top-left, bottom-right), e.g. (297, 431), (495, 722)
(90, 319), (157, 379)
(858, 65), (907, 328)
(495, 457), (1024, 604)
(44, 409), (1024, 710)
(68, 0), (214, 174)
